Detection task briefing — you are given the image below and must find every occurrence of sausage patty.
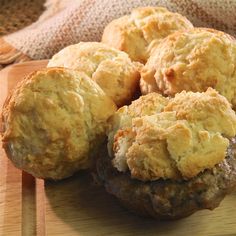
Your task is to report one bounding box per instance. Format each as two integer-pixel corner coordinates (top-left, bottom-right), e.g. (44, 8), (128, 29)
(96, 138), (236, 220)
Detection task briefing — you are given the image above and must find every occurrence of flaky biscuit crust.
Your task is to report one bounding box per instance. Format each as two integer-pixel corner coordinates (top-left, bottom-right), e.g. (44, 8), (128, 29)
(102, 7), (193, 63)
(108, 88), (236, 181)
(48, 42), (141, 107)
(141, 28), (236, 109)
(1, 67), (117, 179)
(107, 93), (169, 158)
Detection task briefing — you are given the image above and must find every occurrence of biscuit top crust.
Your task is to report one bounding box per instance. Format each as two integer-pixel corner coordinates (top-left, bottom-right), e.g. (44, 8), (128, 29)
(108, 88), (236, 181)
(48, 42), (140, 107)
(107, 93), (169, 156)
(1, 67), (117, 179)
(102, 6), (193, 63)
(141, 28), (236, 109)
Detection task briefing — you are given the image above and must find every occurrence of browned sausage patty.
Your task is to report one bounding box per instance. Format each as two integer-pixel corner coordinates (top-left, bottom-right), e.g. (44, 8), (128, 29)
(96, 138), (236, 220)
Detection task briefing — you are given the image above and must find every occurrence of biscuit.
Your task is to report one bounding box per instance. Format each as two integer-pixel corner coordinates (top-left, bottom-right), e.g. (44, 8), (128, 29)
(1, 67), (117, 179)
(107, 93), (169, 157)
(48, 42), (141, 107)
(102, 7), (193, 63)
(141, 28), (236, 109)
(108, 88), (236, 181)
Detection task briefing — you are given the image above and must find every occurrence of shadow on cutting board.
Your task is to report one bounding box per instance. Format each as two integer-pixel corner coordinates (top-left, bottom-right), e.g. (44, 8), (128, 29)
(43, 170), (216, 236)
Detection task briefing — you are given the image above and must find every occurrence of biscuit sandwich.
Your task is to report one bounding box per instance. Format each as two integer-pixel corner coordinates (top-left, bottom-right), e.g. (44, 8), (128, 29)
(97, 88), (236, 219)
(1, 67), (117, 179)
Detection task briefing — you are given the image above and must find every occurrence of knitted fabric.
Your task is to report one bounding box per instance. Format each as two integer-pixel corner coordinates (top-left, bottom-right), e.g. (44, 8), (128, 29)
(4, 0), (236, 60)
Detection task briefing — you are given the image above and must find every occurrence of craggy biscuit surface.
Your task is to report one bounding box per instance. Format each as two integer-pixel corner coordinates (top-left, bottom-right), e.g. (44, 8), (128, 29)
(108, 88), (236, 181)
(1, 68), (117, 179)
(102, 7), (193, 63)
(48, 42), (140, 107)
(141, 28), (236, 109)
(107, 93), (169, 157)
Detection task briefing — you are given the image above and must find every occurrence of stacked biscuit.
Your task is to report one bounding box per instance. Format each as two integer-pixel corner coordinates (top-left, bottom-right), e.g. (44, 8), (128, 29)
(1, 6), (236, 220)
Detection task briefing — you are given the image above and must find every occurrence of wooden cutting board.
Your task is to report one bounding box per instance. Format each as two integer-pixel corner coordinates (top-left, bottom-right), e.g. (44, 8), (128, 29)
(0, 61), (236, 236)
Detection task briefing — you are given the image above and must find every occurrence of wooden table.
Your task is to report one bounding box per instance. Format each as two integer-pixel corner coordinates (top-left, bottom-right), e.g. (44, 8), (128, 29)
(0, 61), (236, 236)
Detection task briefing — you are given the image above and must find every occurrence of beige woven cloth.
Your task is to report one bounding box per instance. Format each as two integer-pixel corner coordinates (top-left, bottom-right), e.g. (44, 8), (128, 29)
(2, 0), (236, 63)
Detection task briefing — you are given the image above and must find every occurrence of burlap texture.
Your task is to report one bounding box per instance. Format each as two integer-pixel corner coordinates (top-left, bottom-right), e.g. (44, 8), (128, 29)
(4, 0), (236, 60)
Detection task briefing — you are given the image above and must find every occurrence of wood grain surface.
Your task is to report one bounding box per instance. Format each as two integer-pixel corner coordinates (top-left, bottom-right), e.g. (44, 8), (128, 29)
(0, 61), (236, 236)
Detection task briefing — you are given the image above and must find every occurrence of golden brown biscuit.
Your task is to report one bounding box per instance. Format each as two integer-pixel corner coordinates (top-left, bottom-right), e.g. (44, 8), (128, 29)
(48, 42), (141, 107)
(102, 7), (193, 63)
(107, 93), (169, 157)
(1, 67), (117, 180)
(141, 28), (236, 109)
(108, 88), (236, 181)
